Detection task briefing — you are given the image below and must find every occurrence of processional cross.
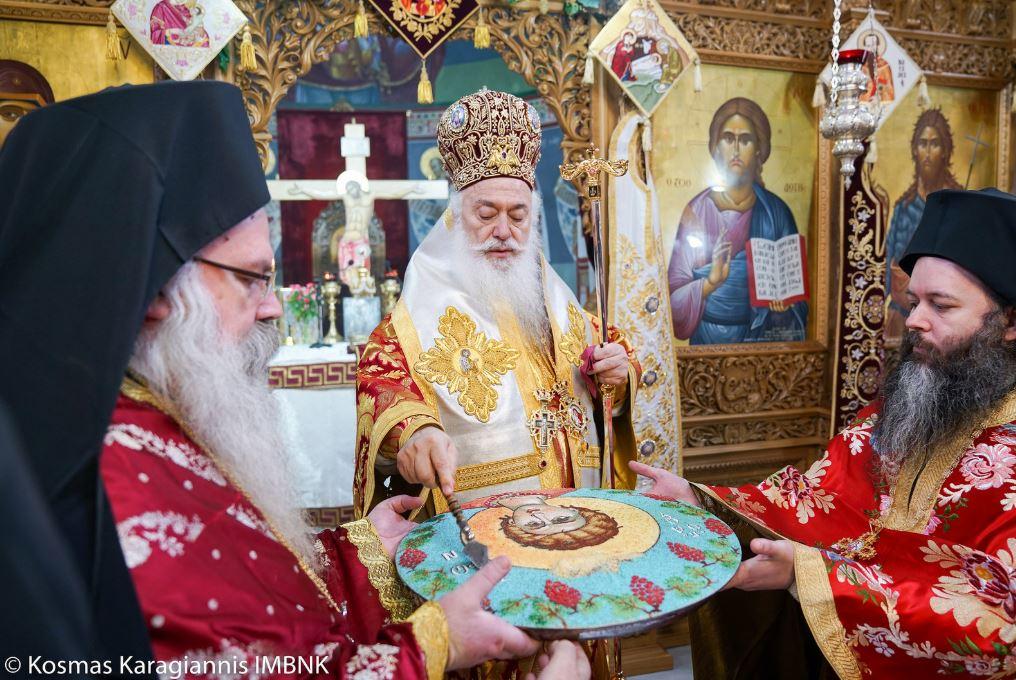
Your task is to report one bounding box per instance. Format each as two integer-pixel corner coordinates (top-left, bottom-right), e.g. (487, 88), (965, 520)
(560, 148), (628, 489)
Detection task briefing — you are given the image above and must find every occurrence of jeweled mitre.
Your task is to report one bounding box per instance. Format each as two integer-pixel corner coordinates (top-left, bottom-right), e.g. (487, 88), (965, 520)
(437, 89), (542, 191)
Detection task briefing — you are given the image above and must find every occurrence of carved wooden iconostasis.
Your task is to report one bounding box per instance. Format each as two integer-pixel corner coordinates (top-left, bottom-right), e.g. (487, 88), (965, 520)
(1, 0), (1012, 493)
(588, 0), (1014, 487)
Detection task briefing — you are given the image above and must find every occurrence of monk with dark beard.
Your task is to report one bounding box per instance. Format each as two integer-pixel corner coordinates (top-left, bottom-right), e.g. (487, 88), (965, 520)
(634, 188), (1016, 678)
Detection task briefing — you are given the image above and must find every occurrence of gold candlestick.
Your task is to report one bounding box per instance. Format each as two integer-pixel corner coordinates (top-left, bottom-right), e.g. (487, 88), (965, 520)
(322, 274), (341, 344)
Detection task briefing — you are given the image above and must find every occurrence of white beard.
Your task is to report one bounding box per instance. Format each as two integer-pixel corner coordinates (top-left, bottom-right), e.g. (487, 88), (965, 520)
(449, 193), (548, 345)
(128, 264), (319, 569)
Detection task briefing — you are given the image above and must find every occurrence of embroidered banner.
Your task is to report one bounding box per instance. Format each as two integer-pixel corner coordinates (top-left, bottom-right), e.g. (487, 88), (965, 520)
(589, 0), (698, 118)
(365, 0), (478, 59)
(112, 0), (247, 81)
(830, 145), (888, 434)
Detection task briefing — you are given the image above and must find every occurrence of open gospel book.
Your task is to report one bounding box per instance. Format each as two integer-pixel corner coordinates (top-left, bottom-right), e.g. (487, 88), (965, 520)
(745, 233), (809, 307)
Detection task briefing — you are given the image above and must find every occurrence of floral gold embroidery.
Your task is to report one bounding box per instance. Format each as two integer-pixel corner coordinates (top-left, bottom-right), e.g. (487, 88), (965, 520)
(559, 303), (586, 367)
(414, 307), (519, 422)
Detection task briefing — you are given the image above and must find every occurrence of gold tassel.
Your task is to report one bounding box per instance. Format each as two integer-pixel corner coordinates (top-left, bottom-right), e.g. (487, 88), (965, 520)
(473, 6), (490, 49)
(692, 57), (702, 93)
(354, 0), (369, 38)
(917, 74), (931, 108)
(865, 136), (878, 165)
(239, 25), (256, 71)
(418, 61), (434, 105)
(106, 11), (125, 61)
(539, 0), (548, 14)
(812, 77), (826, 108)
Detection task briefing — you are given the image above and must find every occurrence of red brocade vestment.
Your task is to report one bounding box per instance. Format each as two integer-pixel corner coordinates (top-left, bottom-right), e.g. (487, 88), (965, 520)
(698, 395), (1016, 678)
(100, 384), (446, 680)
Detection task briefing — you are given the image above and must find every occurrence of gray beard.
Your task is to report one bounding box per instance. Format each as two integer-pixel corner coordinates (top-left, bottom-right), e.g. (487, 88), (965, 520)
(872, 311), (1016, 480)
(127, 264), (319, 569)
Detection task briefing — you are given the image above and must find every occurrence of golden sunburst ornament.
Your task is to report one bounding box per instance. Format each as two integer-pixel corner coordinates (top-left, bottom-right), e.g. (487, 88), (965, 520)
(415, 307), (520, 422)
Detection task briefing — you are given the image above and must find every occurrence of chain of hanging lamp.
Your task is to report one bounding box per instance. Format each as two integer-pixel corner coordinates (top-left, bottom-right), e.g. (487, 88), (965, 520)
(819, 0), (878, 187)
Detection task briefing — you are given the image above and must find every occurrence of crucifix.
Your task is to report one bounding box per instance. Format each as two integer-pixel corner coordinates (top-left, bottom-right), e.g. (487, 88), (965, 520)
(267, 120), (449, 284)
(527, 388), (562, 457)
(963, 122), (991, 189)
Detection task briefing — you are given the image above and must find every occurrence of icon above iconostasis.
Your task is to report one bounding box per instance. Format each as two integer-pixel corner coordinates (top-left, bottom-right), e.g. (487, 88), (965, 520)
(111, 0), (248, 81)
(589, 0), (699, 118)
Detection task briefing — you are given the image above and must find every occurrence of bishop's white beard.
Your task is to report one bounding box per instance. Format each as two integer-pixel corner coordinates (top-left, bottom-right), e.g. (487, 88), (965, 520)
(128, 264), (319, 570)
(449, 191), (548, 345)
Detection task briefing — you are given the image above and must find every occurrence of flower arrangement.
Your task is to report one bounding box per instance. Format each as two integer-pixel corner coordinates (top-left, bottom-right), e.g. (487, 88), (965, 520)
(287, 283), (320, 322)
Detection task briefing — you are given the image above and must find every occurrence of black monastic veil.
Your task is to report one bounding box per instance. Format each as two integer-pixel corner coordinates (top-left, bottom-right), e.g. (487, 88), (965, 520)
(0, 80), (270, 668)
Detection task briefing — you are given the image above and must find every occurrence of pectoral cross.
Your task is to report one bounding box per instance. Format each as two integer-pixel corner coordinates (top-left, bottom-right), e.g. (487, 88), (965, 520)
(527, 389), (561, 455)
(963, 123), (991, 189)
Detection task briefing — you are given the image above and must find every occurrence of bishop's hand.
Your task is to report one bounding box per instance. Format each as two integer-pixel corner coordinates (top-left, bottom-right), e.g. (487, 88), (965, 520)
(586, 342), (629, 387)
(724, 538), (796, 592)
(628, 460), (700, 507)
(365, 495), (424, 559)
(397, 425), (458, 496)
(440, 557), (541, 670)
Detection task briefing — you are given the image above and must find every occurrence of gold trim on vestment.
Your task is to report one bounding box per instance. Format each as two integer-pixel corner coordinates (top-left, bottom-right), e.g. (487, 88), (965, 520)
(359, 398), (439, 520)
(343, 518), (417, 622)
(392, 300), (440, 411)
(495, 307), (566, 488)
(691, 483), (788, 541)
(406, 600), (449, 680)
(454, 452), (544, 491)
(794, 545), (862, 680)
(884, 391), (1016, 533)
(559, 303), (587, 368)
(579, 445), (601, 468)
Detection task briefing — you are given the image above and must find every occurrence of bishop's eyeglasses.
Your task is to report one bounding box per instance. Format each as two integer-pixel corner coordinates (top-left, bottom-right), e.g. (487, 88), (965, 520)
(193, 256), (277, 301)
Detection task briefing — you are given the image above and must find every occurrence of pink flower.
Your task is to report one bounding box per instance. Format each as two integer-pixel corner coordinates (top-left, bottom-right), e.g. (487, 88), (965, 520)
(774, 468), (814, 506)
(961, 551), (1016, 618)
(878, 494), (892, 515)
(923, 515), (942, 535)
(960, 443), (1016, 490)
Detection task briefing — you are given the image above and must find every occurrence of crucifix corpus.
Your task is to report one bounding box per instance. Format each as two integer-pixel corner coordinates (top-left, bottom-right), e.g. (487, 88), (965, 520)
(267, 120), (449, 285)
(560, 148), (628, 489)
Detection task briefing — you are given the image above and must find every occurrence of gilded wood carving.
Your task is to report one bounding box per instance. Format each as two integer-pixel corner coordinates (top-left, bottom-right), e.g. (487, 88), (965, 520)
(231, 0), (591, 178)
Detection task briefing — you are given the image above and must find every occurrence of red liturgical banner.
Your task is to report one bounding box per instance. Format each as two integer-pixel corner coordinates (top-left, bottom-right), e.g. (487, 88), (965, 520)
(366, 0), (479, 59)
(746, 233), (809, 307)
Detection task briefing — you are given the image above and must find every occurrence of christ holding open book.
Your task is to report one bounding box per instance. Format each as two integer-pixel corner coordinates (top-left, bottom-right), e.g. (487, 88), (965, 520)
(667, 97), (808, 345)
